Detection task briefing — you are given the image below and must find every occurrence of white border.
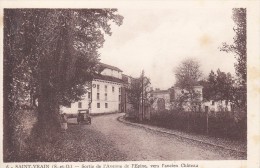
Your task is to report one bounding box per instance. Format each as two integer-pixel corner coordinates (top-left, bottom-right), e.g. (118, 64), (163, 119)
(0, 0), (259, 168)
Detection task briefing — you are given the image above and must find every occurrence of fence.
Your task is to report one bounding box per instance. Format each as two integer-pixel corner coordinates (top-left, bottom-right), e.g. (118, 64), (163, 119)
(149, 109), (247, 140)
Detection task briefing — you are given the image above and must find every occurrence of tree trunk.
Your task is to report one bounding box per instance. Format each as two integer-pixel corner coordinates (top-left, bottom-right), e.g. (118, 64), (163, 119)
(35, 91), (61, 140)
(33, 60), (61, 140)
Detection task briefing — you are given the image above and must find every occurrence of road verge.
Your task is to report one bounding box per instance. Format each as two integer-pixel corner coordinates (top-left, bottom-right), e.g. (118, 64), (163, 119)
(117, 115), (246, 155)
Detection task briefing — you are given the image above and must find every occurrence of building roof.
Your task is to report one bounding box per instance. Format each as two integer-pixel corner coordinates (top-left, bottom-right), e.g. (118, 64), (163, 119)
(93, 74), (125, 84)
(99, 63), (123, 72)
(122, 74), (135, 83)
(122, 74), (132, 79)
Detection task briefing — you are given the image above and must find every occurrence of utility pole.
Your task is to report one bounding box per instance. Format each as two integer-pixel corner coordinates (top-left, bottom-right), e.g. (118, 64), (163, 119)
(141, 70), (144, 121)
(89, 81), (92, 114)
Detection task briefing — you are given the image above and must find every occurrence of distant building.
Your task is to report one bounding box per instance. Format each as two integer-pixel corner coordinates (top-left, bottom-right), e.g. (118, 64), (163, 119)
(151, 86), (203, 111)
(203, 100), (232, 112)
(151, 89), (171, 110)
(61, 63), (127, 115)
(151, 86), (234, 112)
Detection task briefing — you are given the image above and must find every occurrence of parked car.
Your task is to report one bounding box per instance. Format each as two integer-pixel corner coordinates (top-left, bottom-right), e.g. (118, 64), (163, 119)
(77, 109), (91, 125)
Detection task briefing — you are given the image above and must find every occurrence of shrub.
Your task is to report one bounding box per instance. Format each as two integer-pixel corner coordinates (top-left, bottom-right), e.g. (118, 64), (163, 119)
(149, 109), (246, 140)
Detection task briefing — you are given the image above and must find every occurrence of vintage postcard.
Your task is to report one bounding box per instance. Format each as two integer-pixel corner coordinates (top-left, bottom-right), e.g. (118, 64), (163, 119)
(0, 0), (260, 168)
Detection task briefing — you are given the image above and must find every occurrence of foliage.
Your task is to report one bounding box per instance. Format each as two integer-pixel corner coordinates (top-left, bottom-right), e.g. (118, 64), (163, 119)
(127, 71), (151, 116)
(220, 8), (246, 111)
(174, 58), (202, 90)
(149, 110), (246, 140)
(200, 69), (234, 102)
(172, 89), (202, 112)
(173, 58), (203, 111)
(4, 9), (123, 160)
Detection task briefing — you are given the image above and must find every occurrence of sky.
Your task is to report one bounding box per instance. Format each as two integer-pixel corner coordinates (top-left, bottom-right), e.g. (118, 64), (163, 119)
(99, 8), (237, 90)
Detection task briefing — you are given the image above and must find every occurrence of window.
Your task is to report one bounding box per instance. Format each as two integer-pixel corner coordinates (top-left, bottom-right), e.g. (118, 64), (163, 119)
(112, 86), (115, 92)
(97, 84), (100, 91)
(97, 103), (100, 108)
(78, 102), (82, 108)
(119, 87), (121, 93)
(212, 101), (215, 105)
(225, 100), (228, 105)
(97, 93), (100, 100)
(105, 93), (107, 100)
(88, 92), (91, 99)
(105, 85), (107, 92)
(119, 95), (121, 101)
(105, 103), (108, 108)
(67, 103), (71, 108)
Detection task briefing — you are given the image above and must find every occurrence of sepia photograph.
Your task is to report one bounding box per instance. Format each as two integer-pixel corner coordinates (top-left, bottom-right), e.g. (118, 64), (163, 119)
(1, 1), (259, 166)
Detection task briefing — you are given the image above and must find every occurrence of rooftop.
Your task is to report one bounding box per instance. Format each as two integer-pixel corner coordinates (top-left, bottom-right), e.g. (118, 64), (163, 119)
(94, 74), (125, 84)
(99, 63), (123, 72)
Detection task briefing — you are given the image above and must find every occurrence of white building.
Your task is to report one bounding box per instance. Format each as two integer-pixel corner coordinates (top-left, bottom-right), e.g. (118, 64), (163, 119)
(151, 89), (171, 110)
(61, 63), (126, 115)
(203, 100), (232, 112)
(151, 86), (203, 111)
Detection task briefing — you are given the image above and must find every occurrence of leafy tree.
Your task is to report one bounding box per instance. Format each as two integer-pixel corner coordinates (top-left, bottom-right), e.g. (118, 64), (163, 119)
(216, 70), (234, 102)
(172, 89), (202, 112)
(175, 58), (202, 90)
(199, 71), (217, 101)
(174, 58), (203, 111)
(4, 9), (123, 157)
(200, 69), (234, 104)
(220, 8), (246, 111)
(127, 71), (151, 119)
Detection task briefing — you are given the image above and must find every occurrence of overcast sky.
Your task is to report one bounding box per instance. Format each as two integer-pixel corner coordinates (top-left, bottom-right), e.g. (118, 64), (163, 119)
(99, 8), (237, 90)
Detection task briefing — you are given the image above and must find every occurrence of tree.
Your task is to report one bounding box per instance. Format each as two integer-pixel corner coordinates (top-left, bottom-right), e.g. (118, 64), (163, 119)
(199, 71), (217, 101)
(201, 69), (234, 104)
(175, 58), (202, 90)
(174, 58), (203, 111)
(127, 71), (151, 120)
(215, 70), (234, 102)
(4, 9), (123, 157)
(220, 8), (246, 111)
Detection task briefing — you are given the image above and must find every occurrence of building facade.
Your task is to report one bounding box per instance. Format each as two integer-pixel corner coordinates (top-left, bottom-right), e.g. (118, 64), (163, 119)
(151, 89), (171, 110)
(61, 63), (126, 115)
(151, 86), (203, 111)
(203, 100), (232, 112)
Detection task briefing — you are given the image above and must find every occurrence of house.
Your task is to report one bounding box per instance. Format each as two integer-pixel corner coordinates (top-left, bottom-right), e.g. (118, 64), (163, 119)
(151, 86), (203, 111)
(203, 100), (232, 112)
(61, 63), (127, 115)
(151, 89), (171, 110)
(150, 85), (234, 112)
